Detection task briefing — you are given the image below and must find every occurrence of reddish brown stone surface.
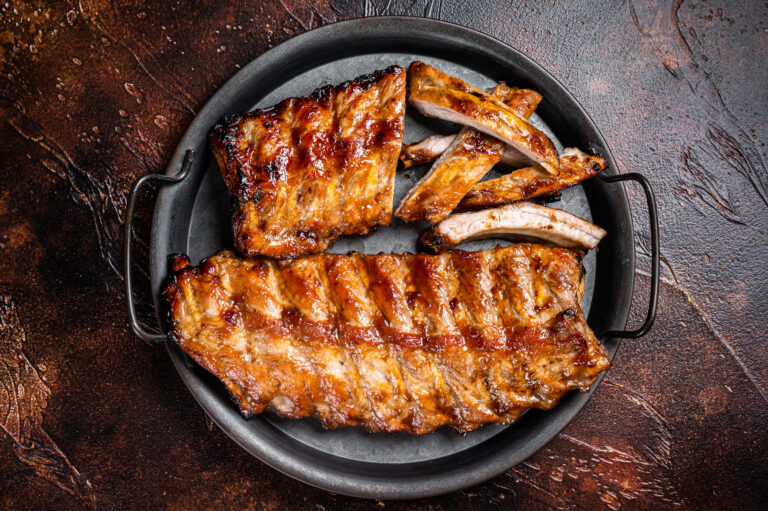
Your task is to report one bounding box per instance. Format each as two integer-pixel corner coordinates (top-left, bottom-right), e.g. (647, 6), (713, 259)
(1, 1), (766, 509)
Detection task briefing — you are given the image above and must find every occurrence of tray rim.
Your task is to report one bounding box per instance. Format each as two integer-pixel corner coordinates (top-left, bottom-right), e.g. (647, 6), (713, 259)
(149, 15), (635, 499)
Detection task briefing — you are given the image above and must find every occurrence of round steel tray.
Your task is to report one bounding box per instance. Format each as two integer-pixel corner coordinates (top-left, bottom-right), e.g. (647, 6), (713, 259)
(126, 17), (658, 499)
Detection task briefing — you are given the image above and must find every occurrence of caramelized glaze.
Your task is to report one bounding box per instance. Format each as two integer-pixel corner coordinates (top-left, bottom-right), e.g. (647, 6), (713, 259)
(165, 244), (610, 434)
(210, 66), (406, 259)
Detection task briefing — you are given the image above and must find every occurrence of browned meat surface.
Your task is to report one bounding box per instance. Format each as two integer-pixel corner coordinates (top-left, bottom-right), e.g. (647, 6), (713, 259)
(395, 84), (541, 224)
(459, 149), (607, 210)
(399, 86), (542, 169)
(396, 126), (505, 224)
(210, 66), (406, 259)
(165, 245), (610, 434)
(399, 134), (454, 170)
(419, 202), (607, 253)
(408, 61), (559, 174)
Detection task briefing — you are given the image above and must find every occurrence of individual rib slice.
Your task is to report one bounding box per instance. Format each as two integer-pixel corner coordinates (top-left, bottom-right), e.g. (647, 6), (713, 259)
(408, 61), (559, 174)
(209, 66), (406, 259)
(400, 133), (543, 171)
(399, 134), (455, 170)
(395, 126), (503, 223)
(399, 86), (542, 169)
(396, 84), (543, 224)
(419, 202), (607, 253)
(164, 245), (610, 434)
(458, 148), (607, 210)
(396, 126), (503, 223)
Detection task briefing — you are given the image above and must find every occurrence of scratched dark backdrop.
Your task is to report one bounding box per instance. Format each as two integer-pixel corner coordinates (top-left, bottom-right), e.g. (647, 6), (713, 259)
(1, 0), (767, 509)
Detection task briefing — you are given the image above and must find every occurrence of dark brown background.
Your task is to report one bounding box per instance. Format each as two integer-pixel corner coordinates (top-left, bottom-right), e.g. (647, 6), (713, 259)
(1, 1), (767, 509)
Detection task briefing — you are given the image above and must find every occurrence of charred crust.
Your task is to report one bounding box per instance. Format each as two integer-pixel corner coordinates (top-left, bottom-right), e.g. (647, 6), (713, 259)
(263, 160), (283, 182)
(577, 153), (606, 176)
(208, 65), (403, 151)
(309, 84), (335, 104)
(209, 115), (243, 146)
(399, 152), (415, 167)
(417, 229), (449, 254)
(309, 65), (403, 103)
(169, 253), (191, 272)
(161, 253), (194, 332)
(540, 191), (563, 203)
(592, 155), (607, 172)
(355, 65), (404, 88)
(223, 113), (241, 125)
(209, 66), (403, 181)
(225, 387), (254, 418)
(209, 122), (244, 196)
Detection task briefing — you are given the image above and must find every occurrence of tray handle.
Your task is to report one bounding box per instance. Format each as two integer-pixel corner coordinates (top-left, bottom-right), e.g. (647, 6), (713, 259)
(598, 172), (659, 339)
(124, 150), (195, 343)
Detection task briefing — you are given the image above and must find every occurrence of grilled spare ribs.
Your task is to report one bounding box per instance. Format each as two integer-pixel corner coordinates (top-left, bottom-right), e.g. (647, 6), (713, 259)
(396, 126), (505, 224)
(400, 86), (542, 169)
(459, 148), (606, 210)
(419, 202), (607, 253)
(408, 61), (559, 174)
(165, 245), (610, 434)
(395, 84), (541, 224)
(210, 66), (406, 259)
(399, 86), (542, 169)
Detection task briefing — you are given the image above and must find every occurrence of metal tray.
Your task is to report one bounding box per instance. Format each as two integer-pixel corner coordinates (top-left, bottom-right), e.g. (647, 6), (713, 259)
(124, 17), (659, 499)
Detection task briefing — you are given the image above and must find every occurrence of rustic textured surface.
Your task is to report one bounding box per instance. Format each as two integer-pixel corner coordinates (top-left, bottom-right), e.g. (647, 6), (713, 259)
(1, 1), (766, 509)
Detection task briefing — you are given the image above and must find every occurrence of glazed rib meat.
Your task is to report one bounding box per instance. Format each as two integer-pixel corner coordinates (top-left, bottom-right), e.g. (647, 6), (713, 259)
(395, 84), (541, 224)
(408, 61), (559, 174)
(399, 133), (455, 170)
(165, 245), (610, 434)
(458, 148), (606, 210)
(399, 86), (542, 169)
(396, 126), (504, 224)
(419, 202), (607, 253)
(210, 66), (406, 259)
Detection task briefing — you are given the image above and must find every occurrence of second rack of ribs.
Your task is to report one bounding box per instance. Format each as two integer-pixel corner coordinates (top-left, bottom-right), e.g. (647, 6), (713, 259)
(210, 66), (406, 259)
(165, 244), (610, 434)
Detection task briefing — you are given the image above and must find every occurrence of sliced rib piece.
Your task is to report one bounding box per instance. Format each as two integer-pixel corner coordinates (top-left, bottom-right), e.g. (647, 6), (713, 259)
(165, 245), (610, 434)
(396, 84), (545, 224)
(399, 86), (542, 169)
(396, 126), (504, 223)
(400, 134), (454, 170)
(408, 61), (559, 174)
(400, 133), (543, 170)
(396, 83), (535, 224)
(419, 202), (607, 253)
(210, 66), (406, 259)
(459, 148), (607, 210)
